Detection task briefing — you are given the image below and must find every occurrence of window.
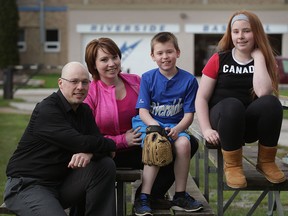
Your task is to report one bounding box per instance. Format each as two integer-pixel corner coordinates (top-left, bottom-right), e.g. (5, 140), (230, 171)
(282, 59), (288, 75)
(18, 29), (26, 52)
(44, 29), (60, 52)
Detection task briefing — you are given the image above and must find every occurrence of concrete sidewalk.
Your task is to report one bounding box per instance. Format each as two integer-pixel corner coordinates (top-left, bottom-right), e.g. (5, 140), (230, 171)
(8, 88), (57, 112)
(1, 88), (288, 147)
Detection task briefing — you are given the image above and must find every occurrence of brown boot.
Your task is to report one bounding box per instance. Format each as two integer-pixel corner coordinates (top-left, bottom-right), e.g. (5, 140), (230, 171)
(222, 148), (247, 188)
(256, 144), (286, 183)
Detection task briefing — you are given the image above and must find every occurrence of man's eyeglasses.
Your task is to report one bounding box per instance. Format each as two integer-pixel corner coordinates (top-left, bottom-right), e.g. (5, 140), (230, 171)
(61, 77), (90, 86)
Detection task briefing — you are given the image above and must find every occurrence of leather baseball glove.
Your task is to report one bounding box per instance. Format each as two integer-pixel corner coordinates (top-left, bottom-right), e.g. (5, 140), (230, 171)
(142, 125), (173, 167)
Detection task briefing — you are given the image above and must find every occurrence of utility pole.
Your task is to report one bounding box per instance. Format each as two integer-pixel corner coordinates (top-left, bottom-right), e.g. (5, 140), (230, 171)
(39, 0), (45, 65)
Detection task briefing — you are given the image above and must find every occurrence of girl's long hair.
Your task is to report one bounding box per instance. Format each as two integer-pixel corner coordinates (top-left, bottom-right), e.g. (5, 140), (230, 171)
(217, 10), (279, 96)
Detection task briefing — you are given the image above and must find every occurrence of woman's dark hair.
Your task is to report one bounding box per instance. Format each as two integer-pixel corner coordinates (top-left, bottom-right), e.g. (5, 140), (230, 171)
(85, 37), (122, 80)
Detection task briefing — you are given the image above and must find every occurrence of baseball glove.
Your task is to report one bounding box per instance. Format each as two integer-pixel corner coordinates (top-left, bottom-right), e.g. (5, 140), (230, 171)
(142, 125), (173, 167)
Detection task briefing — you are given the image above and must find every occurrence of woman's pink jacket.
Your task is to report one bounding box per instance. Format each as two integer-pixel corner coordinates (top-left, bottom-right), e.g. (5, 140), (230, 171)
(84, 73), (141, 149)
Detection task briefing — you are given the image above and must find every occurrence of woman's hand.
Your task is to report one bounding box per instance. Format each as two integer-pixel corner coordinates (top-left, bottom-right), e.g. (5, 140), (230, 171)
(68, 153), (93, 169)
(203, 129), (220, 145)
(251, 48), (264, 60)
(125, 127), (142, 147)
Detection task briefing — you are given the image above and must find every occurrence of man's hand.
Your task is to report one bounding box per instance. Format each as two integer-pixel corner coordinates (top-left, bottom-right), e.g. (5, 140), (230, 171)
(110, 151), (116, 158)
(68, 153), (93, 169)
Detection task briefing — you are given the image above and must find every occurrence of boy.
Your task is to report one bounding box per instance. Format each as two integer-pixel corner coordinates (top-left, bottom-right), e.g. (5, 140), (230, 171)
(132, 32), (203, 215)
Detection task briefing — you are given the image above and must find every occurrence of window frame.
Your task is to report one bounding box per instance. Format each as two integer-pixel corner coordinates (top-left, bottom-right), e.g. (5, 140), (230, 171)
(18, 28), (26, 52)
(44, 29), (60, 52)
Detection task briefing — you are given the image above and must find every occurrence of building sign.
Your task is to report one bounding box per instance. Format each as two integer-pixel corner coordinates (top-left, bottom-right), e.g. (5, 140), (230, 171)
(185, 24), (227, 34)
(77, 24), (179, 34)
(82, 34), (157, 76)
(185, 24), (288, 34)
(185, 24), (226, 34)
(263, 25), (288, 34)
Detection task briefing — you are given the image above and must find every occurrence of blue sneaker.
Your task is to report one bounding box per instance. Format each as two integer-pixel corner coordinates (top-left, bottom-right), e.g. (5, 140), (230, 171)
(171, 192), (203, 212)
(134, 193), (153, 216)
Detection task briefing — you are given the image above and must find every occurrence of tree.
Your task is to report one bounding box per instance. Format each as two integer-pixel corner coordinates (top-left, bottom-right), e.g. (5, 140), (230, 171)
(0, 0), (19, 69)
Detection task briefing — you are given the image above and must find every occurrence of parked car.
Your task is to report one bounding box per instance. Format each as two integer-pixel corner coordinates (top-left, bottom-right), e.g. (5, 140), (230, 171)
(276, 56), (288, 84)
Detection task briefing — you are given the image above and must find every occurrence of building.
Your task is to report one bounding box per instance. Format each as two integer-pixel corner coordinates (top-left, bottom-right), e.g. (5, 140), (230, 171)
(17, 0), (288, 76)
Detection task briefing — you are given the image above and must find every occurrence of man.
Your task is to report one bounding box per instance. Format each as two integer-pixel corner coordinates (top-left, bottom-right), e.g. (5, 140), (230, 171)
(4, 62), (117, 216)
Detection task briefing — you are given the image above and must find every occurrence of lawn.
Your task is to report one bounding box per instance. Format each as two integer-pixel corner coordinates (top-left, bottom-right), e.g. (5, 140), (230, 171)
(0, 113), (30, 202)
(279, 89), (288, 119)
(32, 73), (60, 88)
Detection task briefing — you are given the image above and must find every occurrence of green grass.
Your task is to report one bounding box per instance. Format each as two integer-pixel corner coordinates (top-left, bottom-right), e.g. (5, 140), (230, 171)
(284, 110), (288, 120)
(280, 90), (288, 119)
(0, 98), (12, 107)
(32, 73), (60, 88)
(0, 113), (30, 202)
(0, 97), (24, 107)
(280, 89), (288, 96)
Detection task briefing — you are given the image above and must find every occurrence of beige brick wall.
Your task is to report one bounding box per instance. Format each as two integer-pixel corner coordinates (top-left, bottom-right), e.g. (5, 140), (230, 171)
(17, 0), (287, 6)
(68, 0), (285, 4)
(17, 0), (67, 6)
(16, 0), (288, 72)
(18, 10), (67, 70)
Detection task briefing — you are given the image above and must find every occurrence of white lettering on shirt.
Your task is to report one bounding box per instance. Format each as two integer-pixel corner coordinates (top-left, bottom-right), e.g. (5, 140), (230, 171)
(223, 65), (254, 74)
(151, 98), (183, 117)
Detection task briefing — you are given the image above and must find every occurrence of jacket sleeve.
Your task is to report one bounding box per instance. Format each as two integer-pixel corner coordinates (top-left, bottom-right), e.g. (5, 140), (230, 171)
(104, 134), (128, 149)
(83, 82), (97, 117)
(33, 101), (116, 155)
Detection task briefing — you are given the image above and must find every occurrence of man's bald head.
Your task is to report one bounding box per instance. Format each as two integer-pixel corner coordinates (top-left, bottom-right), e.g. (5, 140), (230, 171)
(61, 61), (89, 78)
(58, 62), (90, 111)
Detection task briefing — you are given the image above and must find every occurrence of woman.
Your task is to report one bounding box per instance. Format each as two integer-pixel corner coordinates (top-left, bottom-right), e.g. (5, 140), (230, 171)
(84, 37), (142, 168)
(195, 10), (286, 189)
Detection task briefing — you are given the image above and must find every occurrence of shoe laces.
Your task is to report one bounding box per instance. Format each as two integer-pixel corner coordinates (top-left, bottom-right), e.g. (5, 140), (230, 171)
(174, 192), (196, 206)
(184, 193), (203, 208)
(139, 194), (150, 207)
(185, 192), (195, 200)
